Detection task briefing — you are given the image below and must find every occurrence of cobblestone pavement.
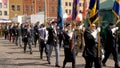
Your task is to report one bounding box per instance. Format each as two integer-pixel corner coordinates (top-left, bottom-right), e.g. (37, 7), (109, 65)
(0, 37), (119, 68)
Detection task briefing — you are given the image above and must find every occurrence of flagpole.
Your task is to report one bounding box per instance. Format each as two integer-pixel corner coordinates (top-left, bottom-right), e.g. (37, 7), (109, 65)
(81, 0), (87, 51)
(71, 0), (79, 52)
(97, 17), (101, 59)
(44, 0), (47, 25)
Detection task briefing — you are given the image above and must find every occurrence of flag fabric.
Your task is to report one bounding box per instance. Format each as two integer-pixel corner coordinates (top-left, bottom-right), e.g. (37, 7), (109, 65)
(57, 0), (64, 29)
(72, 0), (79, 21)
(88, 0), (100, 24)
(82, 0), (87, 20)
(112, 0), (120, 23)
(2, 0), (8, 4)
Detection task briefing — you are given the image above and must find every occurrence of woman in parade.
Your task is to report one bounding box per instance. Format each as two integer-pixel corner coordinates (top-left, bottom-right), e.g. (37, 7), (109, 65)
(62, 23), (76, 68)
(22, 24), (32, 54)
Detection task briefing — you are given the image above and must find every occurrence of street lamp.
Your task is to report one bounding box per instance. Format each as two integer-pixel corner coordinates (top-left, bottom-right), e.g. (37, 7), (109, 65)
(44, 0), (47, 25)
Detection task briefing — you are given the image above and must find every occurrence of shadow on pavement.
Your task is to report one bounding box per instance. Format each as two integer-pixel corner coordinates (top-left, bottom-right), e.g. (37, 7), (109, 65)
(0, 62), (55, 67)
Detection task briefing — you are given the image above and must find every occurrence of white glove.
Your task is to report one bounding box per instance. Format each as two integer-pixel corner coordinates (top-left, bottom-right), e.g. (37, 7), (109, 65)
(97, 27), (101, 32)
(112, 27), (118, 33)
(79, 24), (84, 29)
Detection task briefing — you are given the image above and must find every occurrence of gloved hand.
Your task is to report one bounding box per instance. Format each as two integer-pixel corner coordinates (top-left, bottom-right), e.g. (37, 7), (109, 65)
(97, 27), (101, 32)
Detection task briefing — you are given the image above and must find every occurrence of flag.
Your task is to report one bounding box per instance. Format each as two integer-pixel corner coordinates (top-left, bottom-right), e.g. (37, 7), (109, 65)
(72, 0), (79, 21)
(2, 0), (8, 4)
(57, 0), (64, 29)
(88, 0), (100, 24)
(112, 0), (120, 24)
(82, 0), (87, 20)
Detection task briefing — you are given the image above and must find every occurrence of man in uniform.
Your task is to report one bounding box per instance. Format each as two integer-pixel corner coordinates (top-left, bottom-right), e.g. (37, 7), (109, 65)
(46, 21), (60, 67)
(82, 24), (101, 68)
(102, 23), (120, 68)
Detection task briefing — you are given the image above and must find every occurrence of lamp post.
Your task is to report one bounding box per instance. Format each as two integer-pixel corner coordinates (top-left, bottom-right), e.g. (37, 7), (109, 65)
(44, 0), (47, 25)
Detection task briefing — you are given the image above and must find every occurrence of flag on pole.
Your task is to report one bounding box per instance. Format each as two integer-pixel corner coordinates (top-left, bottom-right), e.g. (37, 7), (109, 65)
(57, 0), (64, 29)
(2, 0), (8, 4)
(72, 0), (79, 21)
(82, 0), (87, 20)
(112, 0), (120, 24)
(88, 0), (100, 24)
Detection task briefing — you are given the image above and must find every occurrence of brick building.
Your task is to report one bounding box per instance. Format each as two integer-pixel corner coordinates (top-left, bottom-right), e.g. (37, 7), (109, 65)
(9, 0), (23, 19)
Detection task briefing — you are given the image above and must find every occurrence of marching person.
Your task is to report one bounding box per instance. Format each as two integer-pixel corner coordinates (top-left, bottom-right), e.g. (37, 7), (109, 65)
(38, 24), (48, 59)
(46, 21), (60, 67)
(102, 23), (120, 68)
(82, 24), (101, 68)
(34, 22), (40, 47)
(62, 23), (76, 68)
(22, 24), (32, 54)
(12, 24), (19, 46)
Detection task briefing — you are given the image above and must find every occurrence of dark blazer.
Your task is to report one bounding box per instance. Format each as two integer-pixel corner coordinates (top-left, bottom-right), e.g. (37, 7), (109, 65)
(105, 27), (116, 49)
(47, 26), (56, 44)
(83, 29), (97, 58)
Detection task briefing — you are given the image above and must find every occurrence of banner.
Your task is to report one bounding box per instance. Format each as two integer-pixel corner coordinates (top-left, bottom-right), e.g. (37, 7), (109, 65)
(72, 0), (79, 21)
(57, 0), (64, 29)
(88, 0), (100, 24)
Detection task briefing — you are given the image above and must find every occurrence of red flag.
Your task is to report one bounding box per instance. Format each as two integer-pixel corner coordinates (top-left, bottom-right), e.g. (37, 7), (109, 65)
(82, 0), (87, 19)
(2, 0), (8, 4)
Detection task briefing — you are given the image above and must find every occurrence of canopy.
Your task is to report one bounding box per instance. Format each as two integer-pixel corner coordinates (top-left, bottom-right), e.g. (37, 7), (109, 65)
(0, 19), (11, 23)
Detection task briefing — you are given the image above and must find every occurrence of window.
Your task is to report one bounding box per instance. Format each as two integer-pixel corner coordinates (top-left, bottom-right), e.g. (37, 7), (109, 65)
(25, 5), (28, 12)
(0, 11), (2, 15)
(79, 3), (82, 7)
(4, 11), (7, 15)
(65, 9), (68, 14)
(51, 7), (55, 12)
(0, 3), (2, 8)
(17, 5), (20, 11)
(69, 10), (71, 14)
(4, 3), (7, 8)
(69, 2), (71, 6)
(65, 2), (68, 6)
(38, 6), (42, 12)
(31, 6), (34, 13)
(11, 5), (15, 11)
(32, 0), (34, 3)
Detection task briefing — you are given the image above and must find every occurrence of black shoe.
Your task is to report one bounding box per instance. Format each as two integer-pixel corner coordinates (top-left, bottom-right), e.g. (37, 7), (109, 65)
(30, 51), (32, 54)
(55, 64), (60, 67)
(115, 64), (120, 68)
(102, 62), (106, 67)
(48, 61), (51, 64)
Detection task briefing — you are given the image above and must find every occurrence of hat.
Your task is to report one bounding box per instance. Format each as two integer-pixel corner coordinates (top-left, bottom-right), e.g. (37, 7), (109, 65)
(109, 23), (114, 26)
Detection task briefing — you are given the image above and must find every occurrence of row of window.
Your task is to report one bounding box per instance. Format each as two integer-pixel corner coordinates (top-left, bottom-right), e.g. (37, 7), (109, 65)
(11, 5), (56, 13)
(0, 3), (7, 8)
(65, 2), (83, 7)
(26, 0), (57, 2)
(11, 5), (20, 11)
(0, 11), (8, 16)
(65, 9), (83, 14)
(24, 5), (56, 12)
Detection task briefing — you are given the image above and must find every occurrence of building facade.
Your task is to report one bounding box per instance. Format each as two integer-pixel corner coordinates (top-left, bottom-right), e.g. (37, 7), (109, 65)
(62, 0), (84, 15)
(9, 0), (23, 19)
(23, 0), (57, 19)
(0, 0), (9, 19)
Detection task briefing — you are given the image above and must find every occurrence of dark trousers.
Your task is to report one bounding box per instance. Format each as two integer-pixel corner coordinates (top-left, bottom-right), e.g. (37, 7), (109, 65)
(84, 57), (101, 68)
(63, 48), (75, 68)
(102, 47), (119, 67)
(24, 39), (32, 54)
(34, 35), (39, 47)
(39, 39), (48, 59)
